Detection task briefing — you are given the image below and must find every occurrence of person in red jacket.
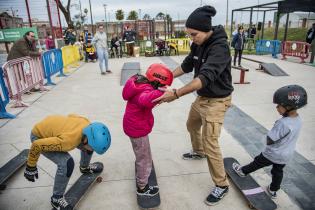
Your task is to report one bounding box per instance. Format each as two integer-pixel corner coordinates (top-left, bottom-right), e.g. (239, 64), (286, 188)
(122, 63), (173, 196)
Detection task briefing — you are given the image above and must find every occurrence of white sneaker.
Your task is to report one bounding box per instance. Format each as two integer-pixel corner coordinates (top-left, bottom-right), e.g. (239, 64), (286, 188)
(232, 162), (246, 177)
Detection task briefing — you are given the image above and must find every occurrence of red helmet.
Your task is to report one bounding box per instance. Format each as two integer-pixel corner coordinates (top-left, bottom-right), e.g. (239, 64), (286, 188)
(146, 63), (173, 86)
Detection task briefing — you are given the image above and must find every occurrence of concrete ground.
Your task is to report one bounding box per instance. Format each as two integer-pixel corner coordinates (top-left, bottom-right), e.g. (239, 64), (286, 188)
(0, 53), (314, 210)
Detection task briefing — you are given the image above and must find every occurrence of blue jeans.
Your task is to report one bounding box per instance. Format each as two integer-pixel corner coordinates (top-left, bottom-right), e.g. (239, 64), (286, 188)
(30, 133), (93, 197)
(96, 47), (109, 72)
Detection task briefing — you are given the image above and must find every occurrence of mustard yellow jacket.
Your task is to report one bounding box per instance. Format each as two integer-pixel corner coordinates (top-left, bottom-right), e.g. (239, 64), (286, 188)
(27, 114), (90, 167)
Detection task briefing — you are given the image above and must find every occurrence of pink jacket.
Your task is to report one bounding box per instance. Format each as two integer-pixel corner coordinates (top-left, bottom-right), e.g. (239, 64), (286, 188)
(122, 76), (163, 138)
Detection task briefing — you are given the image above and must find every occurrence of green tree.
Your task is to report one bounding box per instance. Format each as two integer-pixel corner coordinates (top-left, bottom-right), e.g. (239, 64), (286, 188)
(156, 12), (165, 20)
(143, 14), (151, 20)
(115, 9), (124, 21)
(127, 10), (138, 20)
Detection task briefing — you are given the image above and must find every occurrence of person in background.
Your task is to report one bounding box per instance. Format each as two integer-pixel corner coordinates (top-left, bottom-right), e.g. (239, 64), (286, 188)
(231, 26), (246, 67)
(306, 23), (315, 44)
(110, 34), (121, 58)
(64, 28), (76, 45)
(84, 41), (97, 62)
(306, 23), (315, 63)
(123, 26), (137, 57)
(7, 31), (42, 61)
(92, 25), (111, 75)
(45, 33), (55, 50)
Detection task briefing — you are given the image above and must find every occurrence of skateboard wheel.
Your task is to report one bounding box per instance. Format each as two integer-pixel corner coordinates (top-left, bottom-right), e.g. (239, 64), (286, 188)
(96, 176), (103, 183)
(248, 203), (255, 209)
(0, 184), (6, 190)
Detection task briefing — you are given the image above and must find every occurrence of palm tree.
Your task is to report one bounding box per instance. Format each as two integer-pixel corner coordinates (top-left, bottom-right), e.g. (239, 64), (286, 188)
(156, 12), (165, 20)
(143, 14), (151, 20)
(115, 9), (124, 21)
(165, 14), (172, 38)
(127, 10), (138, 20)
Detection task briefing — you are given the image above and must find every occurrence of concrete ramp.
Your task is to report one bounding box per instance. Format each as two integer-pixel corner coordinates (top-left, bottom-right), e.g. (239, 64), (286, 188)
(260, 63), (289, 76)
(120, 62), (141, 85)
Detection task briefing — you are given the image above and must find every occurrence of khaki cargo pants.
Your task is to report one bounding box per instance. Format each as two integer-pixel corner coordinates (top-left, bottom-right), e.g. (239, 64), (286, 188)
(186, 95), (232, 187)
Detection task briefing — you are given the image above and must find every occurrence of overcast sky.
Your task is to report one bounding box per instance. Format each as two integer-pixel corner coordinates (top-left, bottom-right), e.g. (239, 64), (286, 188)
(74, 0), (280, 25)
(1, 0), (281, 26)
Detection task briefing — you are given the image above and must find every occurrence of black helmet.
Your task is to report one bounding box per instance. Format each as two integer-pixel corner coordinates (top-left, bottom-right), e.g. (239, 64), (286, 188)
(273, 85), (307, 110)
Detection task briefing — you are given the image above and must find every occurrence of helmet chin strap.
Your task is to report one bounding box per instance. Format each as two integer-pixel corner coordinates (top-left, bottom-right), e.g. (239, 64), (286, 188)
(282, 107), (295, 117)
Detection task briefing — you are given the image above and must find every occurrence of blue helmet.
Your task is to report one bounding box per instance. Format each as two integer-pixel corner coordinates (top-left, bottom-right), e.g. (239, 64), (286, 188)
(82, 122), (111, 154)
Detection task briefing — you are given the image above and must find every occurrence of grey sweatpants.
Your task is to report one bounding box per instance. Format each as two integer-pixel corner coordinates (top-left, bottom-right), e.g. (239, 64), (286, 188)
(130, 135), (152, 189)
(30, 133), (93, 197)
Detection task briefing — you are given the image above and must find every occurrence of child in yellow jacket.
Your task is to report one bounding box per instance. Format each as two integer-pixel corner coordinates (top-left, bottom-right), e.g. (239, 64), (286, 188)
(24, 114), (111, 210)
(84, 41), (97, 62)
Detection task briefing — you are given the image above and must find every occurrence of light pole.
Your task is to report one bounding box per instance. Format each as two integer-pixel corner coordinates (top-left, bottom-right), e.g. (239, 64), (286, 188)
(88, 0), (94, 33)
(226, 0), (229, 29)
(103, 4), (108, 37)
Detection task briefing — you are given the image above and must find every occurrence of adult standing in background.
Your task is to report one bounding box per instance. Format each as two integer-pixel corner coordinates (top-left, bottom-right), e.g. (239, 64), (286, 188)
(92, 25), (111, 75)
(231, 26), (246, 67)
(123, 26), (136, 57)
(306, 23), (315, 63)
(306, 23), (315, 44)
(153, 5), (233, 206)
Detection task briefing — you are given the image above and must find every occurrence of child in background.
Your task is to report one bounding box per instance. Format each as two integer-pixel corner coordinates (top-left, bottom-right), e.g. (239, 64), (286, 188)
(84, 41), (97, 62)
(233, 85), (307, 199)
(122, 63), (173, 196)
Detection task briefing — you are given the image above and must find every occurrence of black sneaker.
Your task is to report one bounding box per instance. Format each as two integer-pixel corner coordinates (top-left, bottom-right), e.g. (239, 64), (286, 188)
(80, 162), (103, 174)
(204, 186), (229, 206)
(137, 184), (159, 197)
(51, 196), (72, 210)
(182, 151), (206, 160)
(267, 185), (277, 199)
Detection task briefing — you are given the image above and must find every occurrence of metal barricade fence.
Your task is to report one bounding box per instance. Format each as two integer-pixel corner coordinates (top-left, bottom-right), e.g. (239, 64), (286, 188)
(256, 40), (281, 58)
(281, 41), (311, 63)
(2, 56), (47, 107)
(0, 67), (15, 118)
(61, 45), (80, 73)
(166, 38), (191, 53)
(42, 49), (66, 86)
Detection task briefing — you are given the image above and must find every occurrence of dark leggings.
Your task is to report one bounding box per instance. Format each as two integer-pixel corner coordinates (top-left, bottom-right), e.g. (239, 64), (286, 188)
(234, 49), (243, 66)
(242, 153), (285, 191)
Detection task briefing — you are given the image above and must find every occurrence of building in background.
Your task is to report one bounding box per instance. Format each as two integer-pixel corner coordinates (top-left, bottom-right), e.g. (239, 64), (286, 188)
(0, 12), (23, 28)
(279, 12), (315, 28)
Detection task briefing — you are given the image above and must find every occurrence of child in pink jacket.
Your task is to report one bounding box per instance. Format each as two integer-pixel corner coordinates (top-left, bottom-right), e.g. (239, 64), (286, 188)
(122, 63), (173, 196)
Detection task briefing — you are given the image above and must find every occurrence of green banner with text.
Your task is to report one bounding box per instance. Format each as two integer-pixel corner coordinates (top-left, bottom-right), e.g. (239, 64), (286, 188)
(0, 27), (38, 42)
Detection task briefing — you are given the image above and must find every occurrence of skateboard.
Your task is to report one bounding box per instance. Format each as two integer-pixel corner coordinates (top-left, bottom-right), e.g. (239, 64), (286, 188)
(224, 157), (277, 210)
(57, 162), (103, 210)
(0, 149), (29, 190)
(136, 162), (160, 209)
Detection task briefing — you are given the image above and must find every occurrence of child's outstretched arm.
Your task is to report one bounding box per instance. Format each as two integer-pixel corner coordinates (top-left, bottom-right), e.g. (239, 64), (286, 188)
(138, 89), (163, 109)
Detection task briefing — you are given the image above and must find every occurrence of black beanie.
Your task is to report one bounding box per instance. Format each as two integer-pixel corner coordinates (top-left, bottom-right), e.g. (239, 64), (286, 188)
(185, 6), (217, 32)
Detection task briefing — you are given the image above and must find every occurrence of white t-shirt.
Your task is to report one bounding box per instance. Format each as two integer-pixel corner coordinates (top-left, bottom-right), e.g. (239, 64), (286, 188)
(262, 116), (302, 164)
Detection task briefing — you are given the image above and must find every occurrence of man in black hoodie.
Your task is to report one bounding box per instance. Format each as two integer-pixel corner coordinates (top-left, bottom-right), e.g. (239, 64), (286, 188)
(153, 5), (233, 206)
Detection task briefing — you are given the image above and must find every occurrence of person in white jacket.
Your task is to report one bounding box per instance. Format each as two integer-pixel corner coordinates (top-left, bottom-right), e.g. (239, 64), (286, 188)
(92, 25), (111, 75)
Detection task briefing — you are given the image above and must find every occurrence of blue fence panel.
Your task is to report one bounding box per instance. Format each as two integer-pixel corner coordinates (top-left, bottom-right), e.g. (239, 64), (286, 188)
(256, 40), (281, 58)
(0, 67), (15, 119)
(42, 49), (66, 86)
